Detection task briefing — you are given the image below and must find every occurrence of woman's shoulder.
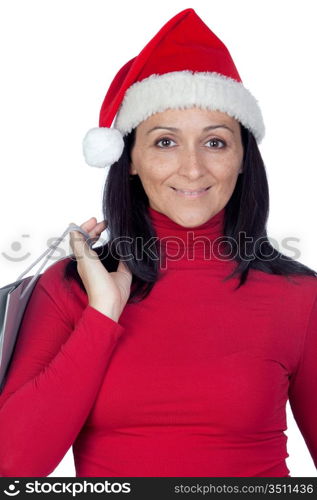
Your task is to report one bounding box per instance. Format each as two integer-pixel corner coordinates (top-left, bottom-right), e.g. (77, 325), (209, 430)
(248, 267), (317, 303)
(292, 273), (317, 305)
(38, 256), (74, 288)
(287, 273), (317, 302)
(34, 256), (88, 322)
(36, 256), (83, 305)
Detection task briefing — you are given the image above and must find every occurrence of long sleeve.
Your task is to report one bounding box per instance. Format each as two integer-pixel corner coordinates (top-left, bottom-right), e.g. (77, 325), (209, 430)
(0, 259), (125, 477)
(288, 292), (317, 469)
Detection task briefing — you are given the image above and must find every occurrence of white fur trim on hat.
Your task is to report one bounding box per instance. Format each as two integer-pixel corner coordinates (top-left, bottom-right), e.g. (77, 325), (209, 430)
(82, 127), (124, 168)
(114, 70), (265, 143)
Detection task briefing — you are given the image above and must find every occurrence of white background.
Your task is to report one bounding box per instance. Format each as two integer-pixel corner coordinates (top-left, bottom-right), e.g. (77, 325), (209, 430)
(0, 0), (316, 477)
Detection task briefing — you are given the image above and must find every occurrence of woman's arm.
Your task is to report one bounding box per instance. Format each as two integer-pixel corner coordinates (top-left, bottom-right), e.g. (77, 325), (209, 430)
(0, 260), (125, 477)
(288, 292), (317, 470)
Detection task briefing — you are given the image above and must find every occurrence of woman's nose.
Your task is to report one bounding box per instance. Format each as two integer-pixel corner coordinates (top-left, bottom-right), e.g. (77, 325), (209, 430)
(177, 150), (207, 179)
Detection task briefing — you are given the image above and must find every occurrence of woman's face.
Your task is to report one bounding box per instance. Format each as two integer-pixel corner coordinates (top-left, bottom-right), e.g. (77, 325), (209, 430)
(130, 107), (244, 227)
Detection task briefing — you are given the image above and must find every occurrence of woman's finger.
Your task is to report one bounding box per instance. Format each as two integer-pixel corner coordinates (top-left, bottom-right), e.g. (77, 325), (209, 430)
(84, 220), (108, 243)
(69, 218), (108, 260)
(69, 226), (95, 260)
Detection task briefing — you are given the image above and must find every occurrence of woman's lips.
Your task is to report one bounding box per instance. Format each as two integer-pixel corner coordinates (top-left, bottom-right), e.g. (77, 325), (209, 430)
(170, 186), (211, 198)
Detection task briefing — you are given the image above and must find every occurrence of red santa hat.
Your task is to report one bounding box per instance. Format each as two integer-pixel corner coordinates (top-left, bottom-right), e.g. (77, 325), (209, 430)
(83, 7), (265, 168)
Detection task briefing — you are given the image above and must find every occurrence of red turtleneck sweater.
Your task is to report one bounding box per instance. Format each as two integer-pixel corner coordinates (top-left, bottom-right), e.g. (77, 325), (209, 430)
(0, 207), (317, 477)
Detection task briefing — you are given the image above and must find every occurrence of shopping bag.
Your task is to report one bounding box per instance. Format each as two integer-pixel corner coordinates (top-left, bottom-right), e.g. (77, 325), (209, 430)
(0, 223), (94, 392)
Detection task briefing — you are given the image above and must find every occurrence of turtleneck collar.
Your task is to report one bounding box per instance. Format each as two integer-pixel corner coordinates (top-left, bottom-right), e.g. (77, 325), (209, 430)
(147, 205), (230, 270)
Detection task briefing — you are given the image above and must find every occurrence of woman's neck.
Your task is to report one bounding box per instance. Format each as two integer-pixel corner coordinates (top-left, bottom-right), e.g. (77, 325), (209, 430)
(147, 205), (231, 270)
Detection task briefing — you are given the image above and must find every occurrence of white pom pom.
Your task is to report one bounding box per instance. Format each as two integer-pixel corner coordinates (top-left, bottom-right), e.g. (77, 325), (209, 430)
(82, 127), (124, 168)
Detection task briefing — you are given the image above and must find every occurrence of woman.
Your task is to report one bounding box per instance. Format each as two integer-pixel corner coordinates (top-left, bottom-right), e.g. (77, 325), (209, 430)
(0, 8), (316, 478)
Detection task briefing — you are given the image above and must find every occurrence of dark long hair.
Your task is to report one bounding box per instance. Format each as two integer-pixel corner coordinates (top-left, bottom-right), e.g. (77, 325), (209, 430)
(63, 123), (317, 302)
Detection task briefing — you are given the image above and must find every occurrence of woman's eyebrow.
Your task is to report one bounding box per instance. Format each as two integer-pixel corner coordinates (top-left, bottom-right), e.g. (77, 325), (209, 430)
(146, 124), (234, 135)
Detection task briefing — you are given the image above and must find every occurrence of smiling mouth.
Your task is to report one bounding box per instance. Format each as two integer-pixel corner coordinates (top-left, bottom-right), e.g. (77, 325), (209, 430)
(170, 186), (212, 194)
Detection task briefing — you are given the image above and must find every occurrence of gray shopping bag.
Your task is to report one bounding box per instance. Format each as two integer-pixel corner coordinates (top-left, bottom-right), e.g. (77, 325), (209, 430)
(0, 223), (93, 392)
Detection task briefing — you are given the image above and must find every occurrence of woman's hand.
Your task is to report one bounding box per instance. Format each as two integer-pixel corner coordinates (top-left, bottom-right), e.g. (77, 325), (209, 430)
(69, 217), (132, 322)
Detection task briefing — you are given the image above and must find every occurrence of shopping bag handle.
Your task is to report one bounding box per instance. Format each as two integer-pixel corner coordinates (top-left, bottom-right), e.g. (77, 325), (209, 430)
(17, 223), (96, 299)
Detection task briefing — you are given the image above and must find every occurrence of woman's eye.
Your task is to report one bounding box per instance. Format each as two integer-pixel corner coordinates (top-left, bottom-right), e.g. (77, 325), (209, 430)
(155, 137), (226, 148)
(155, 138), (176, 148)
(207, 138), (226, 148)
